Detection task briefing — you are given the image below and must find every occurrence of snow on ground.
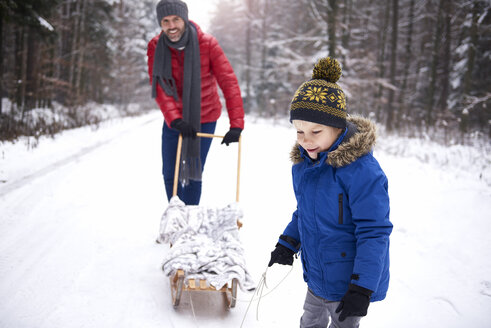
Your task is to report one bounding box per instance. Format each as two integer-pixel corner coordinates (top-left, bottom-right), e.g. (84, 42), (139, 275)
(0, 111), (490, 327)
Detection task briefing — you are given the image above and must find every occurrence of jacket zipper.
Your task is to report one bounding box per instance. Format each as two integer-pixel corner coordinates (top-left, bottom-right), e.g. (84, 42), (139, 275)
(338, 193), (343, 224)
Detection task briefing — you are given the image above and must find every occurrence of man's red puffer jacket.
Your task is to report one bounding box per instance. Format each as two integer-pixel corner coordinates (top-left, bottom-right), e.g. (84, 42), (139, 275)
(147, 21), (244, 129)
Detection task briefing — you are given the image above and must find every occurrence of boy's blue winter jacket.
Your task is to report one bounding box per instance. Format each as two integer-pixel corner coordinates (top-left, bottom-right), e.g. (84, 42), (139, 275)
(279, 116), (392, 302)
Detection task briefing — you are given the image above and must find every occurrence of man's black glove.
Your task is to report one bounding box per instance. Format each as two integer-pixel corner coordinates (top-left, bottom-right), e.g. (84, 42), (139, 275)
(170, 119), (197, 138)
(268, 243), (295, 267)
(335, 284), (373, 322)
(221, 128), (242, 146)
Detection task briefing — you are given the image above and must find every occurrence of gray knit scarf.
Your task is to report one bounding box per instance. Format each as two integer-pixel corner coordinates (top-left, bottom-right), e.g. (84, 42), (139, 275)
(152, 22), (202, 186)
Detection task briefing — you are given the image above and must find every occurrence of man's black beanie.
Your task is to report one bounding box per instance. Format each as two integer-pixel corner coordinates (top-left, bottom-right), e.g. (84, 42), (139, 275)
(156, 0), (188, 26)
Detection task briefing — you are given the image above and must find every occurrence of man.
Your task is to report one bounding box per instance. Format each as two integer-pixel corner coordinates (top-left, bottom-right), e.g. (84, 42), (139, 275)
(147, 0), (244, 205)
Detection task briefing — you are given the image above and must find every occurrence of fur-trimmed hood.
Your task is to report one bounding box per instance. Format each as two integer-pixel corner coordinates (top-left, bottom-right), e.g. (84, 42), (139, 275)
(290, 115), (377, 168)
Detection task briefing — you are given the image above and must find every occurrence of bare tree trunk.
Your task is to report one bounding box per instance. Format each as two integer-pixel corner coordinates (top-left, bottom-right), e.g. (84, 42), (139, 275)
(463, 1), (479, 95)
(0, 14), (3, 114)
(69, 0), (81, 106)
(461, 1), (479, 134)
(438, 0), (452, 112)
(245, 0), (254, 113)
(341, 0), (352, 59)
(75, 0), (86, 104)
(397, 0), (414, 132)
(362, 0), (374, 44)
(386, 0), (398, 132)
(427, 0), (444, 126)
(375, 1), (391, 122)
(327, 0), (337, 57)
(20, 28), (28, 117)
(258, 0), (269, 117)
(25, 26), (39, 111)
(54, 1), (66, 103)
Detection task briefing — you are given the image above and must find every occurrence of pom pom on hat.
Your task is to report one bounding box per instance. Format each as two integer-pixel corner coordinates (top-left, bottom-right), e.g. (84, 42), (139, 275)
(290, 57), (347, 129)
(312, 57), (342, 83)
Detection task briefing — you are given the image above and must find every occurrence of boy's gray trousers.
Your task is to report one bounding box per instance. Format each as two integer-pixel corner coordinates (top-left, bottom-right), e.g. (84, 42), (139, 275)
(300, 288), (362, 328)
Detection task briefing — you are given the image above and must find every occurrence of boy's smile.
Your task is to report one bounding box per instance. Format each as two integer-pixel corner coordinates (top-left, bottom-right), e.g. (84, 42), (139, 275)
(293, 120), (342, 160)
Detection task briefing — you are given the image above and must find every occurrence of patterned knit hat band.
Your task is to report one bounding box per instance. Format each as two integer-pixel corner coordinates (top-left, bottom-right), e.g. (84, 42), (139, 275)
(156, 0), (188, 26)
(290, 57), (347, 129)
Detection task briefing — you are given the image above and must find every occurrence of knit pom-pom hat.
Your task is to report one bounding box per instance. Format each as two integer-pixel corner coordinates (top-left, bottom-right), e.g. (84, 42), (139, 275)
(290, 57), (347, 129)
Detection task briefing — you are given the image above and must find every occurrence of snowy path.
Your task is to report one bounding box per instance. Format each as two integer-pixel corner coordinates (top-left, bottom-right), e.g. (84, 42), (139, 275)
(1, 112), (490, 327)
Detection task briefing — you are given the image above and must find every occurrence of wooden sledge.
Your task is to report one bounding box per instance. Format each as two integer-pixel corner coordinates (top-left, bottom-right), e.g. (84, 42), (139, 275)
(170, 269), (239, 308)
(169, 132), (242, 308)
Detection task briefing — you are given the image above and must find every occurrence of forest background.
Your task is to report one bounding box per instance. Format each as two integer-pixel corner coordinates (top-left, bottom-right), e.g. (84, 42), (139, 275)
(1, 0), (490, 145)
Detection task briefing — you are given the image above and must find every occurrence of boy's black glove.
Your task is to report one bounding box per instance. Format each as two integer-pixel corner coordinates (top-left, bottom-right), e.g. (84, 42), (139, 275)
(335, 284), (373, 322)
(268, 243), (295, 267)
(221, 128), (242, 145)
(170, 119), (197, 138)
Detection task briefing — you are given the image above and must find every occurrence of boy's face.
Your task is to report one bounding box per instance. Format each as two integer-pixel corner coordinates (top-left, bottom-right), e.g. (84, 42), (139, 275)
(293, 120), (342, 160)
(160, 15), (186, 42)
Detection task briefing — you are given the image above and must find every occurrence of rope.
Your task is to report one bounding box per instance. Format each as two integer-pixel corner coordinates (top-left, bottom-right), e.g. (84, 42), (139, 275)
(188, 292), (199, 328)
(179, 264), (295, 328)
(239, 263), (295, 327)
(235, 264), (294, 303)
(255, 269), (268, 320)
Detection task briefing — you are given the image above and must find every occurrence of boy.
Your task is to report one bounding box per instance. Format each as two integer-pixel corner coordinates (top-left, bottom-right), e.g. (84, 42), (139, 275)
(268, 57), (392, 328)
